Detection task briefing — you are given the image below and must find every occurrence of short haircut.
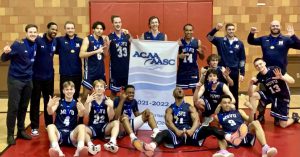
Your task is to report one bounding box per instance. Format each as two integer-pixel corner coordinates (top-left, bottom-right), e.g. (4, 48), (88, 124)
(253, 57), (264, 64)
(47, 22), (57, 29)
(183, 23), (193, 30)
(206, 68), (218, 76)
(206, 54), (220, 65)
(25, 24), (38, 32)
(111, 15), (120, 23)
(93, 79), (106, 88)
(64, 21), (75, 29)
(124, 85), (135, 91)
(148, 16), (160, 26)
(92, 21), (106, 30)
(220, 94), (232, 101)
(63, 81), (75, 89)
(225, 23), (235, 30)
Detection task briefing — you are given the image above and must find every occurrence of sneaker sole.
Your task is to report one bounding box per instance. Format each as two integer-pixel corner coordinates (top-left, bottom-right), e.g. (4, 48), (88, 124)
(104, 145), (119, 153)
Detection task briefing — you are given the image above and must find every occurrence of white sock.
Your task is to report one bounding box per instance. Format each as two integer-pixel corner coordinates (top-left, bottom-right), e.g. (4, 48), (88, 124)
(129, 133), (137, 141)
(153, 128), (160, 134)
(87, 141), (94, 147)
(150, 142), (157, 149)
(110, 137), (117, 144)
(77, 141), (84, 149)
(51, 142), (59, 148)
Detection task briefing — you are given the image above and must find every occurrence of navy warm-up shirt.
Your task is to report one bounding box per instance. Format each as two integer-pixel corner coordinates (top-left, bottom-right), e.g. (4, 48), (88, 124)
(33, 34), (56, 80)
(56, 34), (82, 76)
(207, 28), (246, 75)
(248, 33), (300, 74)
(1, 38), (36, 81)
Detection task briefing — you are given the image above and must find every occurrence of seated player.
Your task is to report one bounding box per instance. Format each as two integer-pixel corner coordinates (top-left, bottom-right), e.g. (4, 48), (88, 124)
(84, 79), (120, 154)
(46, 81), (88, 157)
(114, 85), (160, 152)
(143, 87), (234, 157)
(215, 94), (277, 157)
(194, 68), (235, 126)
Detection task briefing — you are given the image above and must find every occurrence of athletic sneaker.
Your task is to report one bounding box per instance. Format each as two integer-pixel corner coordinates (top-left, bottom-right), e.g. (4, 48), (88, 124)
(262, 146), (277, 157)
(88, 144), (101, 155)
(202, 116), (213, 126)
(225, 123), (248, 146)
(292, 112), (300, 123)
(104, 141), (119, 153)
(212, 149), (234, 157)
(31, 129), (39, 136)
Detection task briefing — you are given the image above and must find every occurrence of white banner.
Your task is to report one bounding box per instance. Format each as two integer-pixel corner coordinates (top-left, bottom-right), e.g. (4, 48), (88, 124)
(128, 39), (179, 130)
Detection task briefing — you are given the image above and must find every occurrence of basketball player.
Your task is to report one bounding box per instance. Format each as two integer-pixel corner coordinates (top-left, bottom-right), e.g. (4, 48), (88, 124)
(140, 16), (167, 41)
(108, 15), (131, 100)
(79, 21), (108, 104)
(143, 87), (233, 157)
(176, 24), (204, 92)
(84, 79), (120, 154)
(46, 81), (88, 157)
(248, 58), (300, 128)
(215, 95), (277, 157)
(193, 69), (235, 126)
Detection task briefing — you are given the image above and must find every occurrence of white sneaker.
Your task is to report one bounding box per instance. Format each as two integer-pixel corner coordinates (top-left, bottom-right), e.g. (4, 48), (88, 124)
(31, 129), (39, 136)
(213, 150), (234, 157)
(202, 117), (213, 126)
(88, 144), (101, 155)
(104, 142), (119, 153)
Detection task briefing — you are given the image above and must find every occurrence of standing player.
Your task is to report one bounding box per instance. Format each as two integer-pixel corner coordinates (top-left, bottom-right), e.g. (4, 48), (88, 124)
(207, 23), (246, 109)
(79, 21), (107, 104)
(140, 16), (167, 41)
(248, 58), (300, 128)
(143, 87), (233, 157)
(216, 95), (278, 157)
(176, 24), (204, 92)
(56, 21), (83, 100)
(30, 22), (58, 136)
(2, 24), (38, 145)
(84, 79), (120, 154)
(194, 69), (235, 126)
(114, 85), (160, 151)
(108, 15), (131, 100)
(247, 20), (300, 122)
(46, 81), (88, 157)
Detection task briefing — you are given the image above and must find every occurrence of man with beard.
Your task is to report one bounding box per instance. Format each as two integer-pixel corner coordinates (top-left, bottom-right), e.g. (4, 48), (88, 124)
(79, 21), (108, 105)
(177, 24), (204, 93)
(30, 22), (58, 136)
(143, 87), (233, 157)
(207, 23), (246, 110)
(1, 24), (38, 145)
(247, 20), (300, 123)
(108, 15), (131, 100)
(56, 21), (83, 100)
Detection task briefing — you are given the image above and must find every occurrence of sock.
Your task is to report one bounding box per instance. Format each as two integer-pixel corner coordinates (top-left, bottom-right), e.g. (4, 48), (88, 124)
(110, 136), (117, 144)
(153, 128), (160, 134)
(150, 142), (157, 149)
(129, 133), (137, 141)
(262, 144), (269, 153)
(77, 141), (84, 149)
(87, 141), (94, 147)
(51, 142), (59, 148)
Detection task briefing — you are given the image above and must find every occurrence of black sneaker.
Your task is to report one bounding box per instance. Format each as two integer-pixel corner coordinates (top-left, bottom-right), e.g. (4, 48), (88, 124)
(7, 135), (16, 145)
(257, 114), (265, 124)
(17, 130), (32, 140)
(292, 112), (300, 123)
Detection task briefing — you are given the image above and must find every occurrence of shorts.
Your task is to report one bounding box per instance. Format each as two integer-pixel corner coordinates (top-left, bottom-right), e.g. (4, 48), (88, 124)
(110, 77), (128, 92)
(82, 75), (106, 90)
(58, 129), (74, 146)
(88, 123), (108, 139)
(176, 70), (199, 89)
(258, 91), (290, 121)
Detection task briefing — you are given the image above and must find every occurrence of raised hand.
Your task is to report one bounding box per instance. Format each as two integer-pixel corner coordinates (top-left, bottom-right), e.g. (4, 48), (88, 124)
(286, 25), (295, 36)
(120, 92), (128, 101)
(86, 92), (96, 104)
(77, 98), (85, 111)
(3, 43), (11, 54)
(272, 68), (283, 80)
(250, 27), (259, 34)
(104, 96), (114, 108)
(121, 29), (130, 35)
(216, 23), (223, 31)
(49, 95), (60, 106)
(224, 67), (231, 77)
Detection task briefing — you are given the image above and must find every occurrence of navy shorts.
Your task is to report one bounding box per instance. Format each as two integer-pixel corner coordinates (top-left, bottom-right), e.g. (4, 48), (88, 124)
(89, 123), (108, 139)
(58, 129), (73, 146)
(258, 91), (290, 121)
(176, 70), (199, 89)
(109, 77), (128, 92)
(82, 75), (106, 90)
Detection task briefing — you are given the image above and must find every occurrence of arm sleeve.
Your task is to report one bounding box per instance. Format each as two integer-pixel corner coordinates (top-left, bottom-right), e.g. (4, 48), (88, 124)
(206, 28), (219, 45)
(289, 35), (300, 49)
(247, 33), (262, 45)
